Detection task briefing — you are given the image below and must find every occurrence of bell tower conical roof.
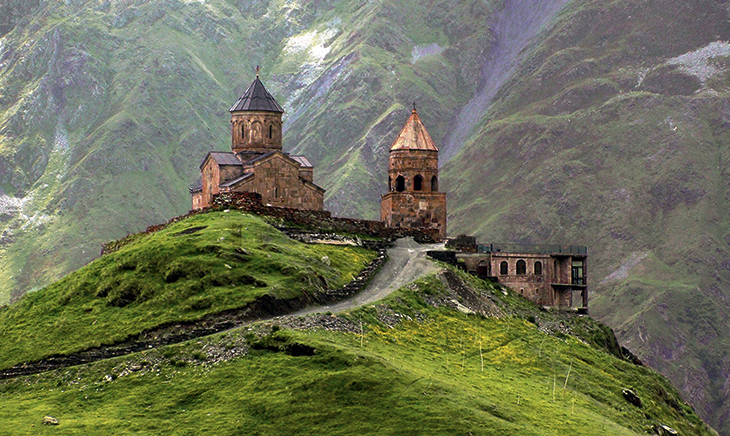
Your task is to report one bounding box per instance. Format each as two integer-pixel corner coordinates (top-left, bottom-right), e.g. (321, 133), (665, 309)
(389, 107), (438, 152)
(230, 74), (284, 113)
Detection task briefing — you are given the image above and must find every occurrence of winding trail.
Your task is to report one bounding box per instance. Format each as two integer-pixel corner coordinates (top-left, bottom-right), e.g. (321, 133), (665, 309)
(0, 238), (443, 379)
(295, 238), (444, 315)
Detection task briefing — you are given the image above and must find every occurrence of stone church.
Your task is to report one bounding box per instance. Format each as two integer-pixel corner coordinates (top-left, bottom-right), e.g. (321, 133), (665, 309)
(381, 107), (447, 239)
(190, 74), (325, 210)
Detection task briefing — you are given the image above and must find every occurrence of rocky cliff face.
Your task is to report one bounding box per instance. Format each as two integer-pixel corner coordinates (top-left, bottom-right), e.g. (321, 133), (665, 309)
(2, 0), (730, 433)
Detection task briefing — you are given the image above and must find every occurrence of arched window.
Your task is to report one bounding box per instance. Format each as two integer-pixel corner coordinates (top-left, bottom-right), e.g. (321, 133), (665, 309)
(516, 259), (526, 275)
(395, 176), (405, 192)
(431, 176), (438, 191)
(534, 261), (543, 275)
(500, 261), (508, 275)
(241, 124), (245, 140)
(269, 124), (273, 139)
(274, 186), (279, 198)
(388, 176), (392, 191)
(414, 175), (423, 191)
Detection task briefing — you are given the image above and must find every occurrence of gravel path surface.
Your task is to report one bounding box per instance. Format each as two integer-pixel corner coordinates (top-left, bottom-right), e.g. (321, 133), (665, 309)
(0, 238), (443, 379)
(292, 237), (444, 315)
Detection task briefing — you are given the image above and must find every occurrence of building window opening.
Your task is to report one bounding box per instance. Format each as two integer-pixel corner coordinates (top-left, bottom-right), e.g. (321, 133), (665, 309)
(477, 260), (489, 277)
(269, 124), (273, 139)
(572, 260), (584, 285)
(414, 175), (423, 191)
(500, 261), (508, 275)
(274, 186), (279, 198)
(388, 176), (392, 191)
(534, 261), (543, 275)
(516, 259), (526, 275)
(431, 176), (438, 191)
(395, 176), (405, 192)
(241, 125), (245, 140)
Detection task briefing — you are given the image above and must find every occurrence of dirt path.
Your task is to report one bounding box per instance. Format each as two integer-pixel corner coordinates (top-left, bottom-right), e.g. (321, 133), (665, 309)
(0, 238), (442, 379)
(293, 237), (444, 316)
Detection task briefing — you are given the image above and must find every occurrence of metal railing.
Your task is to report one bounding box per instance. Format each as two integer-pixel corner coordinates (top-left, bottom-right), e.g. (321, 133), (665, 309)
(477, 243), (587, 255)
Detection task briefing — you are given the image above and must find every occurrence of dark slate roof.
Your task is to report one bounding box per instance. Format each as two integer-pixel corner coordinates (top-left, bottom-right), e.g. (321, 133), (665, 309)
(300, 177), (326, 193)
(236, 151), (268, 163)
(240, 151), (277, 165)
(290, 155), (313, 168)
(230, 76), (284, 113)
(220, 172), (254, 188)
(212, 152), (243, 165)
(189, 177), (203, 193)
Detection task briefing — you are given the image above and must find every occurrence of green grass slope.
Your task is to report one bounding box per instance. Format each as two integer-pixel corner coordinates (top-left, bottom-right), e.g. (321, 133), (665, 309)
(0, 272), (716, 435)
(442, 0), (730, 433)
(0, 210), (375, 369)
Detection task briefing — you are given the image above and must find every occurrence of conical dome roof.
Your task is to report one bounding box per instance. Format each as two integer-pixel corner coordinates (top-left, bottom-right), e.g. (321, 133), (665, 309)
(230, 76), (284, 113)
(389, 108), (438, 151)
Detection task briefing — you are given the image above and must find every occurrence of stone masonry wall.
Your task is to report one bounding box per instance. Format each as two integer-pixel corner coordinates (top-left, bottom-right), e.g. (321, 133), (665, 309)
(102, 192), (440, 256)
(231, 155), (323, 211)
(381, 191), (447, 239)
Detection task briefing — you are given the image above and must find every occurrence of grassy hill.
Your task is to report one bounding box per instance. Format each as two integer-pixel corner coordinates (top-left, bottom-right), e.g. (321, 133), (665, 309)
(2, 0), (730, 433)
(0, 210), (375, 370)
(441, 0), (730, 432)
(0, 265), (717, 435)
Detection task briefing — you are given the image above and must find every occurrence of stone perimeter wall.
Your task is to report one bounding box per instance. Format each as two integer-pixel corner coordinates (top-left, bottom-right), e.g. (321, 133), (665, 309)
(102, 192), (440, 256)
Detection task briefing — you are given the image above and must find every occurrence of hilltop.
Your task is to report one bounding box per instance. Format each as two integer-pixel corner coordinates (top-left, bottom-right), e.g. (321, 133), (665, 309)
(0, 210), (376, 370)
(2, 0), (730, 433)
(0, 209), (717, 434)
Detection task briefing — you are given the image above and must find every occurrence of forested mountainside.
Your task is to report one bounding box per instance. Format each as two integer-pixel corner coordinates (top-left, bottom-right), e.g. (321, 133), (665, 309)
(2, 0), (730, 433)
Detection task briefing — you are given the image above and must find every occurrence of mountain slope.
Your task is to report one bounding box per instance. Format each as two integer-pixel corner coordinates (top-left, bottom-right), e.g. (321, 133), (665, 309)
(0, 209), (375, 370)
(3, 0), (730, 433)
(441, 0), (730, 433)
(0, 0), (508, 302)
(0, 261), (717, 435)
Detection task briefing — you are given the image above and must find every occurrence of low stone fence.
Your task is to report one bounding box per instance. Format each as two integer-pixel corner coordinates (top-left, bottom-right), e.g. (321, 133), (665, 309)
(211, 192), (440, 244)
(102, 192), (439, 255)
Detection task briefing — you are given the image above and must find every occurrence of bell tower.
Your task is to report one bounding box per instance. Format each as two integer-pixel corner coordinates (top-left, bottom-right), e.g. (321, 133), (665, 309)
(381, 105), (447, 239)
(230, 68), (284, 154)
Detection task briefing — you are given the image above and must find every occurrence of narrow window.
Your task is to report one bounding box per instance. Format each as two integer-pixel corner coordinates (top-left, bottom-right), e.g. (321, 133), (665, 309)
(572, 260), (584, 285)
(431, 176), (438, 191)
(241, 124), (245, 140)
(274, 186), (279, 198)
(516, 259), (526, 275)
(414, 175), (423, 191)
(395, 176), (405, 192)
(534, 261), (543, 275)
(500, 261), (508, 275)
(388, 176), (392, 191)
(269, 124), (273, 139)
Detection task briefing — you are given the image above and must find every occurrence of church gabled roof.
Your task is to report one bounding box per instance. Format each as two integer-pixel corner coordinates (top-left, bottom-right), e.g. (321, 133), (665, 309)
(230, 75), (284, 113)
(389, 107), (438, 152)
